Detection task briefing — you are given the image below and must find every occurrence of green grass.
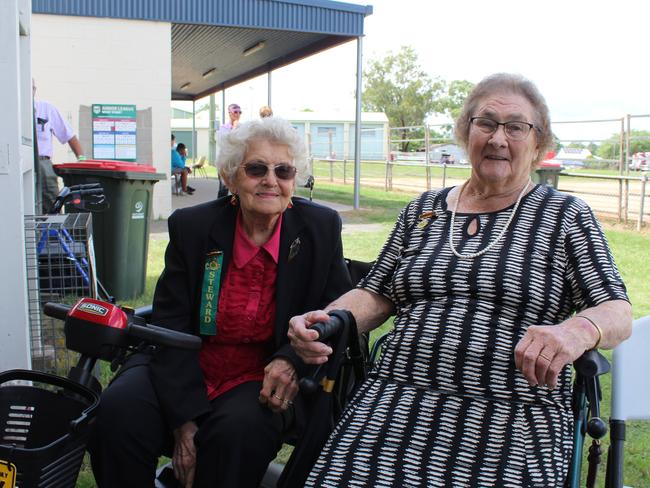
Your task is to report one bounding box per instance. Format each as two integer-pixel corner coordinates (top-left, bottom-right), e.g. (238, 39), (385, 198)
(77, 181), (650, 487)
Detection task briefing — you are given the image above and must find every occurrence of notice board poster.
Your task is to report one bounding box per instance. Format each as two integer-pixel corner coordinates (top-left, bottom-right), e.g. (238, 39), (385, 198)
(92, 104), (137, 161)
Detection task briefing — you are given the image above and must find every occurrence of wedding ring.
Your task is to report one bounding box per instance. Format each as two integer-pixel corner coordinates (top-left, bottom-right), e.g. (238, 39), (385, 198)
(273, 393), (284, 402)
(538, 353), (552, 362)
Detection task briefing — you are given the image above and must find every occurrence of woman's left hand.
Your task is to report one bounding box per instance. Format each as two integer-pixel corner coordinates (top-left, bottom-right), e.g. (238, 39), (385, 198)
(259, 358), (298, 413)
(514, 322), (595, 390)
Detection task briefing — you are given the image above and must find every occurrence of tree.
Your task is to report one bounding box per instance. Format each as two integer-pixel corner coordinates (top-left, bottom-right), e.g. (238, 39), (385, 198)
(596, 130), (650, 160)
(363, 46), (444, 151)
(434, 80), (474, 122)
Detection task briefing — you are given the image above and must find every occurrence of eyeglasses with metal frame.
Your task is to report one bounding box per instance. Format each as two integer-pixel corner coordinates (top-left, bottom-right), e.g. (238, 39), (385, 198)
(470, 116), (536, 141)
(242, 161), (297, 180)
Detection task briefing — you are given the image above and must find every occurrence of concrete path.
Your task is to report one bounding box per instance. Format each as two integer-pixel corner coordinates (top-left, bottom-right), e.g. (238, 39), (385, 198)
(150, 176), (357, 240)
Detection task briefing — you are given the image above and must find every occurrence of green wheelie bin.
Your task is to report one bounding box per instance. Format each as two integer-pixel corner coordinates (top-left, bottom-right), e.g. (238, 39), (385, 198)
(533, 152), (563, 189)
(55, 160), (165, 300)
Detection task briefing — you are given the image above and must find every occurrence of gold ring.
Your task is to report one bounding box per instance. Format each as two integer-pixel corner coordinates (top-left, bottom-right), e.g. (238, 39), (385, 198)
(539, 353), (552, 362)
(273, 393), (284, 402)
(282, 399), (293, 407)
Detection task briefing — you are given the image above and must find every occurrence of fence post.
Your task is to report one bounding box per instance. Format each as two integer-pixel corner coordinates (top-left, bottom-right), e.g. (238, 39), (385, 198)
(343, 159), (347, 185)
(386, 161), (393, 191)
(425, 125), (431, 190)
(638, 174), (647, 231)
(385, 160), (389, 191)
(329, 159), (333, 182)
(442, 162), (447, 188)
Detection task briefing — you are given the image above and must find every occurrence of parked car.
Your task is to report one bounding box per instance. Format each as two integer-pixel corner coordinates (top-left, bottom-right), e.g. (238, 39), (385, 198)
(629, 152), (649, 171)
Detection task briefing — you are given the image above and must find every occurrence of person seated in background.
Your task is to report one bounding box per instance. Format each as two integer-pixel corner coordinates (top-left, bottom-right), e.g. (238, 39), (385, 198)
(171, 141), (195, 195)
(289, 72), (632, 487)
(89, 117), (352, 487)
(259, 105), (273, 118)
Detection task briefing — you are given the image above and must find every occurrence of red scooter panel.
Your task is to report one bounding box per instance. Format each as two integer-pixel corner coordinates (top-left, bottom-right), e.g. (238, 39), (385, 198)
(69, 298), (128, 329)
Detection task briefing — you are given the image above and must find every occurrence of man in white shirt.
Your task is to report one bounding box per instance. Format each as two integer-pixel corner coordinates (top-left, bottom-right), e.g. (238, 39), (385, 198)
(33, 80), (84, 213)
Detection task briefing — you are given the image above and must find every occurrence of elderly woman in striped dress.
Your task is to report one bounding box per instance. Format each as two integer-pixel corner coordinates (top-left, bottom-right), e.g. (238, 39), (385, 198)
(288, 73), (632, 487)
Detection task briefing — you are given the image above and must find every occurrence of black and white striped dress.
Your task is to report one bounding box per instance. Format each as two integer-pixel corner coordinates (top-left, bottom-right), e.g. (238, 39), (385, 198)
(307, 184), (628, 487)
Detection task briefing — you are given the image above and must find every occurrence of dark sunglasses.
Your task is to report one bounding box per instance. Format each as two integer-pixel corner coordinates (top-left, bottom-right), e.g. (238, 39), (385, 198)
(230, 110), (241, 114)
(242, 162), (297, 180)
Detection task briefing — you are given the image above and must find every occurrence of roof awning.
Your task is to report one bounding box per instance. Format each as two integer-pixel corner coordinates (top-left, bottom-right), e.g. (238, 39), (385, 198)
(32, 0), (373, 101)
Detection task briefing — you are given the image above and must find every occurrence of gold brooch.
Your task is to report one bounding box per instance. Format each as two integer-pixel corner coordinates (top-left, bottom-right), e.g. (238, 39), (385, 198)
(416, 211), (437, 229)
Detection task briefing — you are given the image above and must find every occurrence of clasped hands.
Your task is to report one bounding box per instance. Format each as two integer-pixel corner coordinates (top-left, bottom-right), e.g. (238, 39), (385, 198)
(172, 357), (297, 487)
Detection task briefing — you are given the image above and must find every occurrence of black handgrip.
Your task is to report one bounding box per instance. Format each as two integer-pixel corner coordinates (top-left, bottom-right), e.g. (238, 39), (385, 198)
(75, 188), (105, 196)
(128, 323), (201, 350)
(70, 183), (102, 190)
(43, 302), (72, 320)
(311, 315), (344, 342)
(574, 349), (611, 377)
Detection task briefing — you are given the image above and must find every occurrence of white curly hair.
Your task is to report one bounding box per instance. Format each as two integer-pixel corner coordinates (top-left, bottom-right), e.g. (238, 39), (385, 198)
(217, 117), (309, 185)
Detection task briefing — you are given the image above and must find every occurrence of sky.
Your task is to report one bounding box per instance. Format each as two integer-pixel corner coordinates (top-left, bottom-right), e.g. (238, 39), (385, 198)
(179, 0), (650, 142)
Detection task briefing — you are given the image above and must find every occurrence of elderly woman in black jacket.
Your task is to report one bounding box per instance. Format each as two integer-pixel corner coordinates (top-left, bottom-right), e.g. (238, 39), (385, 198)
(90, 117), (352, 487)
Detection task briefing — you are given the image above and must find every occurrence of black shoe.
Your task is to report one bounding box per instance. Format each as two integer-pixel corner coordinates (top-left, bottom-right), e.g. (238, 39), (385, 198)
(186, 189), (195, 195)
(186, 185), (196, 192)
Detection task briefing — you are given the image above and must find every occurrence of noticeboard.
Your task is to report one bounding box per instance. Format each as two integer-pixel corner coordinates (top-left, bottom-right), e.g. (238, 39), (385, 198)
(92, 104), (137, 162)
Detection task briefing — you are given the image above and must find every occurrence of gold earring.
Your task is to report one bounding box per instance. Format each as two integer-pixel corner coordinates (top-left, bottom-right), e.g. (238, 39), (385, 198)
(230, 193), (239, 206)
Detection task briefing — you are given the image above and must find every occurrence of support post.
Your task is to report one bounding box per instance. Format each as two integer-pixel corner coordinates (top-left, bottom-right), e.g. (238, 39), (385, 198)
(353, 36), (363, 210)
(192, 100), (196, 162)
(209, 94), (216, 166)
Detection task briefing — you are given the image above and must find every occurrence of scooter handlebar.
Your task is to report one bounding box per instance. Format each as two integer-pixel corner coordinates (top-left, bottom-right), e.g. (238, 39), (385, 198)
(43, 302), (71, 320)
(43, 301), (201, 350)
(128, 323), (201, 350)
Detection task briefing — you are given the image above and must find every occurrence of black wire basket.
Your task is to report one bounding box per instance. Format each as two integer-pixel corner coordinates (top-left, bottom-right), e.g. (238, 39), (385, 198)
(0, 369), (99, 487)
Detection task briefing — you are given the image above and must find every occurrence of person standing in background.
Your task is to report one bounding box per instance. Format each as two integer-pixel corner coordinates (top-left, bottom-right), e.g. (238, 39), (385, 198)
(219, 103), (242, 135)
(259, 105), (273, 118)
(33, 79), (85, 213)
(216, 103), (242, 197)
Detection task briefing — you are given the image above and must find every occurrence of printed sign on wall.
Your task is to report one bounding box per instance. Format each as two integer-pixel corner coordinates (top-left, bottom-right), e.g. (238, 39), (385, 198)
(92, 104), (137, 162)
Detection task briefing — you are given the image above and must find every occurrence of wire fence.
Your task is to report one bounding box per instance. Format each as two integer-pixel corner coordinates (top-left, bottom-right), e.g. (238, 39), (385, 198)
(308, 116), (650, 230)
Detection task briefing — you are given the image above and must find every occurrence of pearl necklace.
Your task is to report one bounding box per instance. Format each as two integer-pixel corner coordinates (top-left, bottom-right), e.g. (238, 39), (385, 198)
(448, 179), (532, 259)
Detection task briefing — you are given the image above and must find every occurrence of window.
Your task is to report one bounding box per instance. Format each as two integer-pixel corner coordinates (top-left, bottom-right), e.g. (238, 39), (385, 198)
(317, 126), (337, 136)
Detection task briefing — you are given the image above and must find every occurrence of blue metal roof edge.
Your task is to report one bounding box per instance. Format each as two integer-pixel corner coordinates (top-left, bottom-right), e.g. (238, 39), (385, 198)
(275, 0), (373, 15)
(32, 0), (372, 36)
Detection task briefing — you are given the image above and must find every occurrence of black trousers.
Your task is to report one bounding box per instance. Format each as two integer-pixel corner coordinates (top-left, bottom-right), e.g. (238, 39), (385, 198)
(38, 156), (59, 214)
(89, 355), (289, 487)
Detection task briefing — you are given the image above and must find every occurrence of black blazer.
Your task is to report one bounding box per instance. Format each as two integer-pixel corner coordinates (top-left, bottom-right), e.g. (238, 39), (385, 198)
(149, 196), (352, 429)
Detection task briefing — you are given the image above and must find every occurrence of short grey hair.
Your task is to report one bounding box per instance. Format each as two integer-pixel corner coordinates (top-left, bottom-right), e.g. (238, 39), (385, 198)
(454, 73), (554, 166)
(217, 117), (309, 185)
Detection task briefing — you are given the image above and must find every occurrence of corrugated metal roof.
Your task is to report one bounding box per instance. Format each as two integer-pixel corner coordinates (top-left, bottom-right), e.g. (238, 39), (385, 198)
(32, 0), (371, 36)
(33, 0), (372, 100)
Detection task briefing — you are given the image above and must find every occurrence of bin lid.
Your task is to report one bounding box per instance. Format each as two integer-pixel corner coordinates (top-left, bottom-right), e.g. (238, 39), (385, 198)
(54, 159), (166, 181)
(539, 159), (562, 168)
(54, 160), (157, 173)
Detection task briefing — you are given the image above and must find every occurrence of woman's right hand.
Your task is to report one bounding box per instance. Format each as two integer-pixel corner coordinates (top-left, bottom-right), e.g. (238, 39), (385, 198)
(288, 310), (334, 364)
(172, 420), (198, 488)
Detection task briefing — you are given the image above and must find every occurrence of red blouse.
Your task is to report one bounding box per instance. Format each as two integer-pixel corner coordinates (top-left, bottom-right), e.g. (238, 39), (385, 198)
(199, 212), (282, 400)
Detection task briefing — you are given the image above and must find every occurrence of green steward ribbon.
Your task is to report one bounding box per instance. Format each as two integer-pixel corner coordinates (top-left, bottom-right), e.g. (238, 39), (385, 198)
(199, 250), (223, 335)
